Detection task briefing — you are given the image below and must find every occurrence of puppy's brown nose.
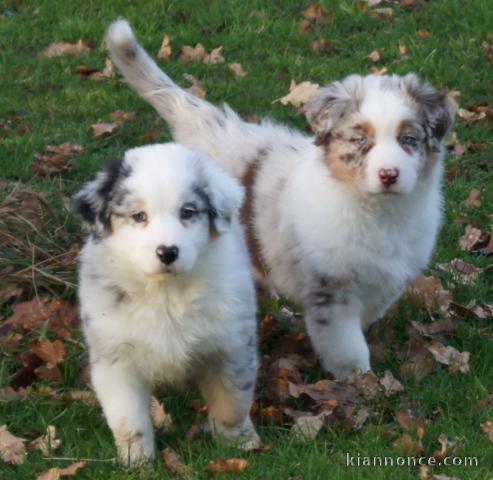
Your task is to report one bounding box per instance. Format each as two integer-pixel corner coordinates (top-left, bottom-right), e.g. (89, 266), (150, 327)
(378, 168), (399, 187)
(156, 245), (179, 265)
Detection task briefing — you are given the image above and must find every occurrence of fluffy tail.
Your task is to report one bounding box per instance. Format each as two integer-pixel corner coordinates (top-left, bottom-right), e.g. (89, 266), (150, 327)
(106, 19), (279, 176)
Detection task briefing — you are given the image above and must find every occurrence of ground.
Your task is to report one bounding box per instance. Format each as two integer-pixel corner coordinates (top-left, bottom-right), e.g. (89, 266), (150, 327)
(0, 0), (492, 479)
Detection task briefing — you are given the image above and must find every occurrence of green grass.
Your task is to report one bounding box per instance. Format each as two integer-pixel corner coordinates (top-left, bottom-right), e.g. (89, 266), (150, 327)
(1, 0), (493, 478)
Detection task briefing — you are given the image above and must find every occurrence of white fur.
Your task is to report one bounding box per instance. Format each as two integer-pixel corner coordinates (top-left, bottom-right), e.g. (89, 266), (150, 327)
(77, 143), (259, 466)
(106, 20), (454, 380)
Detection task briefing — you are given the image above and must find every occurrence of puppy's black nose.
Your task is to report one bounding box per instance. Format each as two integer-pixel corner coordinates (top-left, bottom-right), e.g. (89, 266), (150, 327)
(378, 168), (399, 187)
(156, 245), (179, 265)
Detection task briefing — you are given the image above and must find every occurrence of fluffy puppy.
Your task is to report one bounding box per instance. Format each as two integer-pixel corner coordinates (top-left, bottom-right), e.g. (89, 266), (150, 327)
(106, 20), (455, 380)
(76, 143), (259, 466)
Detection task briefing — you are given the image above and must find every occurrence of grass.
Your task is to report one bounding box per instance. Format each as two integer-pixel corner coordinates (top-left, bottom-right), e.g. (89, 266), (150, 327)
(1, 0), (493, 478)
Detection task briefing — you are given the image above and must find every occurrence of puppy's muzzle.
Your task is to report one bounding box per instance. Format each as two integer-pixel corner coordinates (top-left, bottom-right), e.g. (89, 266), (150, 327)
(156, 245), (179, 265)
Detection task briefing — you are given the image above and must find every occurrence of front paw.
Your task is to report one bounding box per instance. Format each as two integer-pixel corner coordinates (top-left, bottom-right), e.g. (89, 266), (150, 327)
(115, 430), (154, 468)
(211, 416), (261, 450)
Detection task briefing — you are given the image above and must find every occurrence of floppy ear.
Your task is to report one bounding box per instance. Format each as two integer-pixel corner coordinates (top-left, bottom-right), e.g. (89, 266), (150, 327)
(402, 73), (456, 152)
(305, 74), (363, 145)
(74, 157), (130, 237)
(199, 160), (245, 235)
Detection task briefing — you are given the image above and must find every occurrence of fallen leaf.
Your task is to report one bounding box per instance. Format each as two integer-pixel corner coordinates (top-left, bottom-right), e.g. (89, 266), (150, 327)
(436, 258), (483, 285)
(457, 108), (486, 124)
(41, 40), (90, 58)
(480, 420), (493, 441)
(157, 34), (172, 60)
(183, 73), (207, 98)
(368, 50), (381, 62)
(229, 62), (247, 77)
(37, 460), (87, 480)
(459, 225), (491, 252)
(407, 275), (453, 315)
(274, 80), (320, 108)
(464, 188), (482, 208)
(88, 58), (114, 80)
(432, 433), (461, 462)
(367, 0), (382, 6)
(370, 66), (389, 75)
(482, 41), (493, 61)
(65, 390), (98, 406)
(33, 142), (84, 176)
(204, 46), (225, 64)
(379, 370), (404, 397)
(151, 396), (173, 432)
(185, 424), (202, 442)
(311, 38), (331, 54)
(180, 43), (207, 62)
(267, 356), (302, 403)
(302, 4), (333, 26)
(450, 142), (466, 156)
(426, 341), (470, 374)
(30, 425), (61, 456)
(417, 29), (431, 39)
(109, 110), (136, 123)
(31, 339), (66, 366)
(399, 44), (409, 56)
(0, 425), (26, 465)
(207, 458), (249, 474)
(409, 319), (456, 339)
(400, 338), (437, 381)
(90, 121), (118, 137)
(162, 448), (193, 478)
(298, 19), (312, 34)
(369, 8), (394, 19)
(291, 413), (326, 440)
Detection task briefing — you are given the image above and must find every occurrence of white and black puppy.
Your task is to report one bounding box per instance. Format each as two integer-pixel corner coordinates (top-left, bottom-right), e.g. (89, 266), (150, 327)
(76, 143), (260, 466)
(106, 20), (455, 380)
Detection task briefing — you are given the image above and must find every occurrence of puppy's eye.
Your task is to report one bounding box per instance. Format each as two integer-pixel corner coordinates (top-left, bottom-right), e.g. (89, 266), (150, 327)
(400, 135), (418, 147)
(355, 135), (368, 146)
(180, 203), (198, 220)
(132, 211), (147, 223)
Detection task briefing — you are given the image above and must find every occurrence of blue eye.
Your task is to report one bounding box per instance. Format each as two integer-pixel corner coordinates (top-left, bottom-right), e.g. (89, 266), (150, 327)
(132, 211), (147, 223)
(358, 135), (368, 145)
(400, 135), (417, 146)
(180, 203), (198, 220)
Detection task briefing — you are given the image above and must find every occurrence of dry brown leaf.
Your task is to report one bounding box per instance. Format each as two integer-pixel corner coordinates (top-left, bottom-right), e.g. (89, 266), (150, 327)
(426, 341), (470, 374)
(298, 19), (312, 34)
(451, 142), (466, 156)
(162, 447), (193, 478)
(432, 433), (461, 462)
(417, 29), (431, 39)
(407, 275), (453, 315)
(483, 41), (493, 60)
(207, 458), (249, 474)
(109, 110), (136, 123)
(370, 66), (389, 75)
(400, 338), (437, 381)
(41, 40), (90, 58)
(458, 108), (486, 123)
(311, 38), (331, 54)
(368, 50), (381, 62)
(88, 58), (114, 80)
(31, 339), (66, 366)
(302, 4), (333, 26)
(157, 34), (172, 60)
(266, 356), (303, 403)
(30, 425), (61, 456)
(37, 460), (87, 480)
(459, 225), (491, 252)
(396, 411), (420, 431)
(399, 44), (409, 56)
(229, 62), (247, 78)
(65, 390), (98, 406)
(151, 396), (173, 432)
(464, 188), (482, 207)
(33, 142), (84, 176)
(274, 80), (319, 108)
(180, 43), (207, 62)
(91, 121), (118, 137)
(0, 425), (26, 465)
(379, 370), (404, 397)
(204, 46), (225, 64)
(291, 413), (326, 440)
(370, 7), (394, 19)
(480, 420), (493, 442)
(436, 258), (483, 285)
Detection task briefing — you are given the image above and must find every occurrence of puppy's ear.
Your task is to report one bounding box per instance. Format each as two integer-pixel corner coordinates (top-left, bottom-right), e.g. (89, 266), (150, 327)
(74, 157), (130, 237)
(200, 160), (245, 235)
(402, 73), (456, 151)
(305, 74), (363, 144)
